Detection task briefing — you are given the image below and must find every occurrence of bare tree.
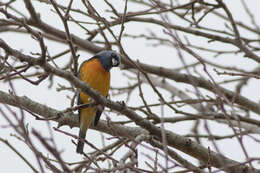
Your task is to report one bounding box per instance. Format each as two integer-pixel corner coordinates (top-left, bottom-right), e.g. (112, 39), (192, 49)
(0, 0), (260, 172)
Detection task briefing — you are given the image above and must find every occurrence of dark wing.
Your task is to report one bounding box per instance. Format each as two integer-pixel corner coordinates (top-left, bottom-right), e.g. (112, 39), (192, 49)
(94, 104), (104, 126)
(94, 95), (108, 126)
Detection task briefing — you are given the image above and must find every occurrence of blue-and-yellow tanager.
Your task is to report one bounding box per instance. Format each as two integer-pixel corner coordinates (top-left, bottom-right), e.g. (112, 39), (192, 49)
(76, 50), (120, 154)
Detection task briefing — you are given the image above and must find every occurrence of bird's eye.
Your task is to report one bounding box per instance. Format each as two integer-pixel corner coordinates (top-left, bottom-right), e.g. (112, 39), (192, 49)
(112, 57), (119, 66)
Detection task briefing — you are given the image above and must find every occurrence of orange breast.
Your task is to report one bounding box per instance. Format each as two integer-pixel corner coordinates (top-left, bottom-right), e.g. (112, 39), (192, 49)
(79, 58), (110, 104)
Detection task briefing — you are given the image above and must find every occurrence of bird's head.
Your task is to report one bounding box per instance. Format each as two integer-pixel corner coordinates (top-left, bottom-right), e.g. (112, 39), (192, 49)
(96, 50), (121, 71)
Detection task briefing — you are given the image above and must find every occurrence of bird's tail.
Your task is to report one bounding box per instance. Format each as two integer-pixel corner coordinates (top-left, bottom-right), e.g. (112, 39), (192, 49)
(76, 108), (96, 154)
(76, 128), (86, 154)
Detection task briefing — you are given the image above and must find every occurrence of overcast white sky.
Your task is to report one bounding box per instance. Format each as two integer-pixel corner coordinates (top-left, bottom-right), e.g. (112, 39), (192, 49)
(0, 0), (260, 172)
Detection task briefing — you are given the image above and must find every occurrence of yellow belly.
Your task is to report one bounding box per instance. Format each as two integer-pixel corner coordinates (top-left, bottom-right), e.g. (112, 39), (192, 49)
(79, 58), (110, 103)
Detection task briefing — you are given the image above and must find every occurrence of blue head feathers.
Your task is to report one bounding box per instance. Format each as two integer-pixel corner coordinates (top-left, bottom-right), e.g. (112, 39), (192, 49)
(96, 50), (121, 71)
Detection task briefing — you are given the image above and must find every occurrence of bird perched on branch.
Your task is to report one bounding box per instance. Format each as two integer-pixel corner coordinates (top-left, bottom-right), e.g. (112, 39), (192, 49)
(76, 50), (121, 154)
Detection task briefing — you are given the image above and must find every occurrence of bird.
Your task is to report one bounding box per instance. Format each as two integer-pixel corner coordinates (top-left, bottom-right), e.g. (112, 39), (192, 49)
(76, 50), (121, 154)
